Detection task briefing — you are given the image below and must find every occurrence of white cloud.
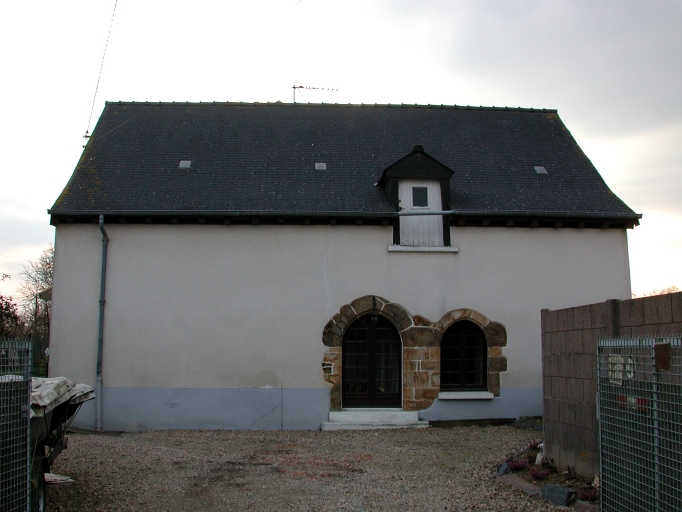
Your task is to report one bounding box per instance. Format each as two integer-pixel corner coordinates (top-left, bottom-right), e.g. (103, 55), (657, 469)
(0, 0), (680, 298)
(629, 210), (682, 296)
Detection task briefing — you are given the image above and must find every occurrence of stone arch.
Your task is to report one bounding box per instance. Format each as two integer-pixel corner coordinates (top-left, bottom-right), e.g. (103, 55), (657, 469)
(322, 295), (411, 348)
(321, 296), (411, 411)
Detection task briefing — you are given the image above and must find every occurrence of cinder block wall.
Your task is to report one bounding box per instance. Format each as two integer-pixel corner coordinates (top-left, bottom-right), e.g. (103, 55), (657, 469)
(541, 292), (682, 479)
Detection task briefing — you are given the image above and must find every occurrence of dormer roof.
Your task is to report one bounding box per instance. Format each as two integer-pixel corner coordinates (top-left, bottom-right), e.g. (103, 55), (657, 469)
(378, 145), (454, 185)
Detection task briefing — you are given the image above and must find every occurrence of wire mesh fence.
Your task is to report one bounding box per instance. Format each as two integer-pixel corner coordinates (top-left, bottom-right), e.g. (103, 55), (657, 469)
(597, 336), (682, 512)
(0, 338), (32, 512)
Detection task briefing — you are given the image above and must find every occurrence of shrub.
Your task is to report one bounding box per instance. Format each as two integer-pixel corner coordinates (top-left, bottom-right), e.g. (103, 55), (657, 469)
(529, 467), (550, 480)
(508, 459), (529, 471)
(578, 488), (600, 502)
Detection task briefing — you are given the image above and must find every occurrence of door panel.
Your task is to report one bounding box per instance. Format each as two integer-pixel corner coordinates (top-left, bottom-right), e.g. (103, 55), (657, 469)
(398, 179), (443, 247)
(342, 315), (402, 407)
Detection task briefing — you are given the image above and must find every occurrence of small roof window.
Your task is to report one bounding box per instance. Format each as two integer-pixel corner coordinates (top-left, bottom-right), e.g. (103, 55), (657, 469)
(534, 165), (548, 174)
(315, 162), (327, 170)
(179, 160), (191, 169)
(412, 187), (428, 207)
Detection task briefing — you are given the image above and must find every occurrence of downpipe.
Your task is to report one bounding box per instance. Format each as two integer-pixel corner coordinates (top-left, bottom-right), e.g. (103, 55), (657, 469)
(96, 215), (109, 431)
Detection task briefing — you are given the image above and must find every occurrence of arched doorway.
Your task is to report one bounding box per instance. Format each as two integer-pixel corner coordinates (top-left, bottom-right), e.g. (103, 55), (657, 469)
(342, 314), (402, 408)
(440, 320), (487, 391)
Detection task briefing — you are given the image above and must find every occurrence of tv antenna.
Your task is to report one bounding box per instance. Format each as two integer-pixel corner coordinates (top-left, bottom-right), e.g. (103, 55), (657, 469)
(84, 0), (119, 146)
(292, 85), (338, 103)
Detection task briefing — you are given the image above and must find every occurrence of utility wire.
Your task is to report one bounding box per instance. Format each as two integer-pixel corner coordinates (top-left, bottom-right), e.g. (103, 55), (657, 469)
(85, 0), (119, 139)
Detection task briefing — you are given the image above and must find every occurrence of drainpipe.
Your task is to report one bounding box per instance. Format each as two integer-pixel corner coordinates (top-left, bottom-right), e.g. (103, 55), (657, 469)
(96, 215), (109, 431)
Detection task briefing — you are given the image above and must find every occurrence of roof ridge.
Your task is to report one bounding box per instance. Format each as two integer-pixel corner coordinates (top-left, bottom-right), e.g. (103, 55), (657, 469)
(104, 100), (557, 113)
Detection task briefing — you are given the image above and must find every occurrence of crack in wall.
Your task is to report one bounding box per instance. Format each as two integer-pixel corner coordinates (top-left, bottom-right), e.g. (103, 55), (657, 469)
(248, 401), (282, 429)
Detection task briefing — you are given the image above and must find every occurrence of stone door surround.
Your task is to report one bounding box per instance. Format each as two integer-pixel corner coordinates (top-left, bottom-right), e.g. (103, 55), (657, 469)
(322, 295), (507, 412)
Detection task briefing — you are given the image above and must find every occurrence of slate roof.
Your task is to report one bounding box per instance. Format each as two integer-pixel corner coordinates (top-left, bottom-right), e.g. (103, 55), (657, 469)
(50, 102), (638, 220)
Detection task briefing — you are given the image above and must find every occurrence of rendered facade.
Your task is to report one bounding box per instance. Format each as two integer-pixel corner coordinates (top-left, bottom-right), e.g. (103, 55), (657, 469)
(48, 102), (639, 430)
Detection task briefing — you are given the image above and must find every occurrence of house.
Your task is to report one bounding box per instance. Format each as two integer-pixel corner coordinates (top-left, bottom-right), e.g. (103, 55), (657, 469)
(48, 101), (639, 431)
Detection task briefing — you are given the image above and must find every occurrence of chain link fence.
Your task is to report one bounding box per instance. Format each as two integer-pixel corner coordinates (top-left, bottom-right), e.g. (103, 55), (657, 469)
(0, 338), (32, 512)
(597, 336), (682, 511)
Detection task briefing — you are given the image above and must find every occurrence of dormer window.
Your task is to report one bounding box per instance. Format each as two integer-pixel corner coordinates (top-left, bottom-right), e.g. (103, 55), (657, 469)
(399, 180), (443, 247)
(378, 145), (455, 249)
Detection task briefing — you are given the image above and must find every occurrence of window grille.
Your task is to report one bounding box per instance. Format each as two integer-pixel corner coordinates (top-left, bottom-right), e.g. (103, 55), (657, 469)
(597, 336), (682, 511)
(441, 321), (487, 391)
(342, 315), (401, 407)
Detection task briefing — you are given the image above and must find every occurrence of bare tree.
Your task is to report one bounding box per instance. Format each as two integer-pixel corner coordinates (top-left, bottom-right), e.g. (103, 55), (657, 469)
(632, 285), (681, 298)
(18, 244), (54, 340)
(0, 294), (25, 337)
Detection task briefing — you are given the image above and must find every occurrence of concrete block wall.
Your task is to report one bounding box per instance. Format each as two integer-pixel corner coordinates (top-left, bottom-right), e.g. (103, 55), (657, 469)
(541, 292), (682, 479)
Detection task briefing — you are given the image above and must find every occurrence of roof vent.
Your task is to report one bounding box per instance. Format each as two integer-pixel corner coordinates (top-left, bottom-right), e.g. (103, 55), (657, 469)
(534, 165), (547, 174)
(179, 160), (191, 169)
(315, 163), (327, 170)
(413, 145), (424, 153)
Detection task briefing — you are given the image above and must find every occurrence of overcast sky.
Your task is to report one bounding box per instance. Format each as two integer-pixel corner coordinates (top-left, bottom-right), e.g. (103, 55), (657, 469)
(1, 0), (680, 299)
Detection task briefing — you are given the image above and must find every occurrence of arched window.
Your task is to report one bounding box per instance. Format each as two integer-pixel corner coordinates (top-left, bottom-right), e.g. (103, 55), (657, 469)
(440, 320), (487, 391)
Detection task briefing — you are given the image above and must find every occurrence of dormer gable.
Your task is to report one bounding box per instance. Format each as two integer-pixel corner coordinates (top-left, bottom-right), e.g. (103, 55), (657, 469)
(378, 145), (453, 213)
(379, 145), (454, 184)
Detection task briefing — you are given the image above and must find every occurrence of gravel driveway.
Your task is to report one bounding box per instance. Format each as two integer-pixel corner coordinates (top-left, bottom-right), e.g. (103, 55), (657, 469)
(47, 426), (564, 511)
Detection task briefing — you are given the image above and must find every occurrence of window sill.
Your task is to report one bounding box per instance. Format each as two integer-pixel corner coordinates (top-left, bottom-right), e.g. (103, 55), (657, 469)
(438, 391), (494, 400)
(388, 245), (459, 253)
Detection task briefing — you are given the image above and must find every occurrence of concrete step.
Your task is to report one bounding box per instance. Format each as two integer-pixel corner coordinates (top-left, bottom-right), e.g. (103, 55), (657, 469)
(321, 420), (429, 431)
(321, 409), (430, 431)
(329, 409), (420, 424)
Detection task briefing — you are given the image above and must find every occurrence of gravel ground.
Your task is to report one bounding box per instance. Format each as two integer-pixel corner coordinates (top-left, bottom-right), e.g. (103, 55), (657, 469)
(47, 426), (566, 511)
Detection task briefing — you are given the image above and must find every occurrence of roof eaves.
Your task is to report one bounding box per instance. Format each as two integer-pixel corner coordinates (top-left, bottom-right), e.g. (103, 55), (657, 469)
(47, 209), (398, 218)
(47, 208), (642, 220)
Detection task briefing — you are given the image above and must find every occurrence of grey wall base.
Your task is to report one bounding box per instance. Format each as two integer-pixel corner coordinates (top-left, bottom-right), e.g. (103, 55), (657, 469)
(418, 387), (543, 421)
(72, 387), (331, 431)
(71, 386), (541, 431)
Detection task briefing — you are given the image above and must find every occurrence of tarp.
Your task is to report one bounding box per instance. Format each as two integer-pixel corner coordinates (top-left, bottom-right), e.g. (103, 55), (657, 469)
(30, 377), (94, 418)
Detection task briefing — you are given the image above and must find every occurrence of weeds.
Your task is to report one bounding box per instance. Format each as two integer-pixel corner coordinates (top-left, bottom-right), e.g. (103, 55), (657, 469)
(529, 467), (550, 480)
(578, 488), (600, 502)
(508, 459), (529, 471)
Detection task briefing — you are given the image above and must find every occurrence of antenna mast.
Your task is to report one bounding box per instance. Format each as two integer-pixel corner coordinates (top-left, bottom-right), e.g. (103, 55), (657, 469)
(292, 85), (338, 103)
(84, 0), (118, 145)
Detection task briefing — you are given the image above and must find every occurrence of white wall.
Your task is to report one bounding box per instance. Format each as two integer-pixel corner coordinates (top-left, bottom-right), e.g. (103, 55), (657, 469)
(50, 223), (631, 394)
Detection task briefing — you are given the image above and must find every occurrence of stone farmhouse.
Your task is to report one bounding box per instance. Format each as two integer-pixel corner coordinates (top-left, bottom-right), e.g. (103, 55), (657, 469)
(48, 101), (639, 430)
